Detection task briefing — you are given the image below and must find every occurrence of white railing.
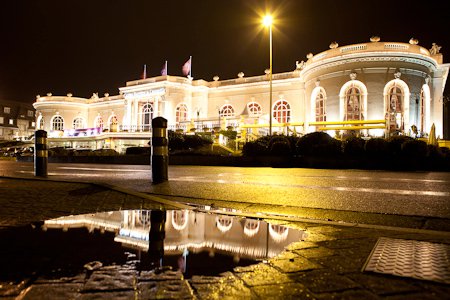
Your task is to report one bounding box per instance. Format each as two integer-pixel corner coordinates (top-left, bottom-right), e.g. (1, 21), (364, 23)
(340, 44), (367, 53)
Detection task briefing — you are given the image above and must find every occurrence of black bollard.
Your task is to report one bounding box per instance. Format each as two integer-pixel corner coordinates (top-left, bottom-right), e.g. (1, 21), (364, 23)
(151, 117), (168, 183)
(34, 130), (48, 177)
(148, 210), (166, 268)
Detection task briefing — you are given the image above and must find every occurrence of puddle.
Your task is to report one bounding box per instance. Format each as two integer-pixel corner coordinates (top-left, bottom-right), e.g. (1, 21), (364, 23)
(0, 209), (306, 284)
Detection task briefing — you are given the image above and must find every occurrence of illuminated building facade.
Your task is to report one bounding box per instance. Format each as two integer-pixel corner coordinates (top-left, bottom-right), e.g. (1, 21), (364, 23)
(33, 39), (448, 151)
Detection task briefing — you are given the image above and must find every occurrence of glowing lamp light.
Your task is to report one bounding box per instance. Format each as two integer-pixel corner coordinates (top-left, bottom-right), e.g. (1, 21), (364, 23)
(262, 15), (273, 27)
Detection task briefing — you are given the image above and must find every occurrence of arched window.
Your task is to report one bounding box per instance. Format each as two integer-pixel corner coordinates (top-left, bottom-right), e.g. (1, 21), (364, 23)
(140, 103), (153, 130)
(51, 115), (64, 131)
(94, 115), (104, 129)
(386, 82), (405, 131)
(176, 104), (188, 123)
(37, 115), (44, 130)
(315, 89), (326, 122)
(219, 104), (235, 118)
(73, 117), (84, 129)
(108, 115), (118, 131)
(247, 102), (262, 117)
(273, 100), (291, 123)
(345, 86), (363, 121)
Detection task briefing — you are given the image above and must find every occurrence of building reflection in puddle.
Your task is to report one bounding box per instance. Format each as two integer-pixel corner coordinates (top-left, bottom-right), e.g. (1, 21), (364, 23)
(43, 209), (306, 276)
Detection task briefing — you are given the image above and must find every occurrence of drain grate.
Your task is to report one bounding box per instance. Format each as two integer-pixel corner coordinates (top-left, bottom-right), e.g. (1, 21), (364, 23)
(363, 237), (450, 284)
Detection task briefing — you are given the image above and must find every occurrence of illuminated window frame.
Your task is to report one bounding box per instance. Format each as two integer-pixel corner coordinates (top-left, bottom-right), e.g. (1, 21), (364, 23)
(73, 117), (85, 129)
(272, 99), (291, 123)
(219, 104), (235, 118)
(175, 103), (189, 123)
(51, 115), (64, 131)
(247, 101), (262, 117)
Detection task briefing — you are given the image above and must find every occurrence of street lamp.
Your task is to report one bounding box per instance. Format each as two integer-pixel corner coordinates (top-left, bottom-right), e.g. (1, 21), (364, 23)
(263, 15), (273, 135)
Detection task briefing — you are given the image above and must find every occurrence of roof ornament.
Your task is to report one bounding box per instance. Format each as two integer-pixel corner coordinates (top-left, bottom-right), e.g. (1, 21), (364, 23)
(394, 71), (401, 79)
(350, 72), (357, 80)
(238, 72), (244, 78)
(329, 41), (338, 49)
(295, 60), (305, 70)
(213, 75), (219, 81)
(430, 43), (442, 55)
(306, 53), (314, 60)
(409, 38), (419, 45)
(370, 36), (380, 42)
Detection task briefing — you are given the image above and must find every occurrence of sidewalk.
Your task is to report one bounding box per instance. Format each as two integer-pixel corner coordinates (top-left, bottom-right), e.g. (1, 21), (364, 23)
(1, 176), (449, 299)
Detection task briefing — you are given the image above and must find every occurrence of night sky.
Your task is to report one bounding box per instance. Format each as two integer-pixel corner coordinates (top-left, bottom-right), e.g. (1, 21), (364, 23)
(1, 0), (450, 103)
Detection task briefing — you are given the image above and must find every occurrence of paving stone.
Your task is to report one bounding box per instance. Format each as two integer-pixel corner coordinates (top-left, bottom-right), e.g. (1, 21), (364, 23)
(79, 290), (137, 300)
(234, 263), (293, 286)
(139, 270), (183, 281)
(270, 256), (323, 273)
(138, 280), (193, 299)
(294, 247), (336, 258)
(312, 255), (366, 274)
(20, 283), (83, 300)
(252, 282), (313, 300)
(346, 273), (423, 295)
(305, 232), (336, 243)
(313, 288), (380, 300)
(0, 280), (29, 297)
(318, 238), (377, 249)
(293, 270), (360, 293)
(191, 274), (253, 300)
(285, 241), (319, 251)
(189, 275), (223, 284)
(83, 269), (136, 292)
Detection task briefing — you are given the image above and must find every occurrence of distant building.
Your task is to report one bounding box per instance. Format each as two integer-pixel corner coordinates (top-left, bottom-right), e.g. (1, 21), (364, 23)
(33, 39), (449, 152)
(0, 100), (36, 141)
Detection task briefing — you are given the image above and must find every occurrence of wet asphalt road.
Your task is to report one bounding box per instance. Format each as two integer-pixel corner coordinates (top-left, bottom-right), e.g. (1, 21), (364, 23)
(1, 161), (449, 220)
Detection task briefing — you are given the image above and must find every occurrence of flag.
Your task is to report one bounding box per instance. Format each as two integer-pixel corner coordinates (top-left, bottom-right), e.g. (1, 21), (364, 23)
(161, 60), (168, 76)
(141, 64), (147, 79)
(182, 56), (191, 77)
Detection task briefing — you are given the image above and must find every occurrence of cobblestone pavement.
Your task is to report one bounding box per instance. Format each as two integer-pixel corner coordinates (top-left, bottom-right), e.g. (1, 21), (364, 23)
(1, 176), (449, 299)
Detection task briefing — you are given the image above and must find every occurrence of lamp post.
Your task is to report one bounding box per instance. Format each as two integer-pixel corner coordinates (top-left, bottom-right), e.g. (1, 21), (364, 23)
(263, 15), (273, 136)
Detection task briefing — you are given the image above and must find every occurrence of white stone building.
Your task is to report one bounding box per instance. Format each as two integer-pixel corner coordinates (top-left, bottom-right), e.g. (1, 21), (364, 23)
(33, 39), (449, 152)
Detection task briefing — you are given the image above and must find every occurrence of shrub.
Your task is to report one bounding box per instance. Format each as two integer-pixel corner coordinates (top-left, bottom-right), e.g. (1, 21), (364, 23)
(387, 136), (413, 157)
(342, 137), (366, 156)
(401, 139), (428, 159)
(364, 138), (389, 157)
(126, 147), (151, 155)
(296, 132), (341, 156)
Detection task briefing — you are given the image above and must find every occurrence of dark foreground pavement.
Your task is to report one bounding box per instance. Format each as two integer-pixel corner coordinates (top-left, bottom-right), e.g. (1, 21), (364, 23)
(1, 176), (449, 300)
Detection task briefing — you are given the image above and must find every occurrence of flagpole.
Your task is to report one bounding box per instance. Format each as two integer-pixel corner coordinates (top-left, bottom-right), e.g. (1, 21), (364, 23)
(165, 60), (168, 75)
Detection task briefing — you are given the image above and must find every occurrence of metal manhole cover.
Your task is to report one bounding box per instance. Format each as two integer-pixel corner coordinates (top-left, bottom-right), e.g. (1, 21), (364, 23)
(363, 237), (450, 284)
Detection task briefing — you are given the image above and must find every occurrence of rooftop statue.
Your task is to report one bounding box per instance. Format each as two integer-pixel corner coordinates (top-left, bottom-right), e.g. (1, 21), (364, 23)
(430, 43), (442, 55)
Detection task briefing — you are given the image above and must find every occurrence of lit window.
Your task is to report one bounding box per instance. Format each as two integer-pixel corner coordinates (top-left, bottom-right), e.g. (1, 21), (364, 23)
(175, 104), (188, 123)
(219, 104), (235, 117)
(31, 121), (36, 127)
(108, 115), (118, 130)
(273, 100), (291, 123)
(73, 117), (84, 129)
(4, 107), (10, 114)
(51, 115), (64, 131)
(345, 86), (363, 121)
(94, 116), (104, 128)
(27, 110), (34, 117)
(140, 103), (153, 130)
(247, 102), (262, 117)
(37, 116), (44, 129)
(315, 89), (326, 122)
(9, 119), (14, 125)
(386, 83), (404, 131)
(0, 117), (3, 124)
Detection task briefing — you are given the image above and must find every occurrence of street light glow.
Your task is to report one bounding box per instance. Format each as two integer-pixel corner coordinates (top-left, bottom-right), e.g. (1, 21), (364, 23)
(262, 15), (273, 27)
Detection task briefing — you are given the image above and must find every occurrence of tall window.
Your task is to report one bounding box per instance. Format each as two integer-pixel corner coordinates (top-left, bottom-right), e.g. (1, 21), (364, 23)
(175, 104), (188, 123)
(73, 117), (84, 129)
(386, 83), (404, 131)
(219, 104), (235, 117)
(51, 115), (64, 131)
(247, 102), (262, 117)
(315, 89), (326, 122)
(345, 86), (363, 121)
(3, 107), (10, 114)
(37, 115), (44, 129)
(94, 116), (104, 129)
(140, 103), (153, 129)
(273, 100), (291, 123)
(108, 115), (118, 131)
